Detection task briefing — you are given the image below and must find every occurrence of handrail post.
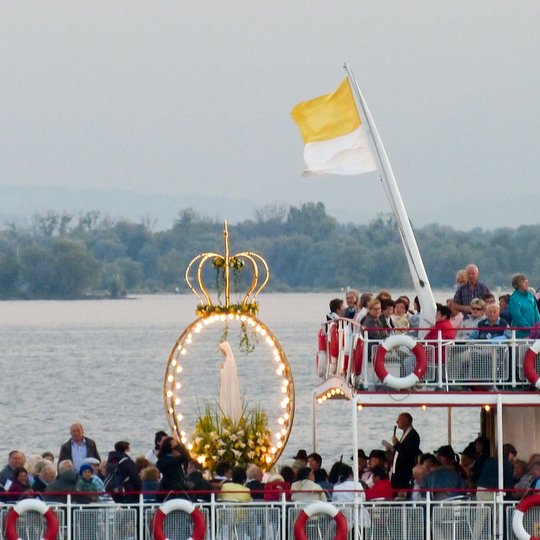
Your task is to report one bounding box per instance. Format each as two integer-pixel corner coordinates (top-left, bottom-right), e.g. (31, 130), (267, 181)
(510, 329), (517, 388)
(437, 330), (444, 389)
(66, 494), (72, 540)
(280, 492), (287, 540)
(211, 492), (216, 540)
(363, 329), (369, 389)
(425, 491), (431, 540)
(138, 493), (144, 540)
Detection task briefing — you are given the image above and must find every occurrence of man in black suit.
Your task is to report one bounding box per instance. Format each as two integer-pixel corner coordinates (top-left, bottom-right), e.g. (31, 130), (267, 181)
(58, 422), (100, 472)
(391, 412), (421, 494)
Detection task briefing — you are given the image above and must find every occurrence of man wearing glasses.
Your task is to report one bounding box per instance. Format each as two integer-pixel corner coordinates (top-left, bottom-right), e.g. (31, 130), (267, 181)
(453, 264), (491, 316)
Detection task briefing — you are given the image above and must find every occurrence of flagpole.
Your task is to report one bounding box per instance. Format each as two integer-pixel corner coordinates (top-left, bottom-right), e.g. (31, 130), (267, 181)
(344, 63), (436, 333)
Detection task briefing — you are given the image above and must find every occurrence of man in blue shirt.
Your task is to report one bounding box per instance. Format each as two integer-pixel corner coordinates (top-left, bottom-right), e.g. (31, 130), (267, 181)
(453, 264), (491, 317)
(58, 423), (101, 472)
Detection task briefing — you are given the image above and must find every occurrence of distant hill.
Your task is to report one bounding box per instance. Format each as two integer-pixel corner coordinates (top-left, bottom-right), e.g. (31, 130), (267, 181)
(0, 184), (260, 230)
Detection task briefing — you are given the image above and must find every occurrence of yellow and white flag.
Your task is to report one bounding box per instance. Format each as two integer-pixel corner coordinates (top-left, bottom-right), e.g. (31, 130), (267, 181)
(291, 78), (378, 176)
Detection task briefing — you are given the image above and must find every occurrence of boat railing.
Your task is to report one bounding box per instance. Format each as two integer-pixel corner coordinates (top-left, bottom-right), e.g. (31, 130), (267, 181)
(0, 492), (535, 540)
(318, 318), (540, 391)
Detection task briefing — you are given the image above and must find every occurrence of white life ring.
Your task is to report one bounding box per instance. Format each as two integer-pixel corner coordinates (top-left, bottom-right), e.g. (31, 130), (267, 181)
(523, 340), (540, 390)
(152, 498), (206, 540)
(5, 499), (59, 540)
(513, 494), (540, 540)
(293, 502), (348, 540)
(374, 334), (427, 390)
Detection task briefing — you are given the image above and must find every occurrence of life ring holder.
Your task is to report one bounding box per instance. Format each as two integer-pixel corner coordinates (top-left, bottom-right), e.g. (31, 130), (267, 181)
(5, 499), (59, 540)
(374, 334), (427, 390)
(523, 340), (540, 389)
(512, 494), (540, 540)
(293, 501), (348, 540)
(152, 498), (206, 540)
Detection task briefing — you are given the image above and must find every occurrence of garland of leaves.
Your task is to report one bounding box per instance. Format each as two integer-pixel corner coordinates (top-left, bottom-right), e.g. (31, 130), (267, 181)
(191, 402), (272, 471)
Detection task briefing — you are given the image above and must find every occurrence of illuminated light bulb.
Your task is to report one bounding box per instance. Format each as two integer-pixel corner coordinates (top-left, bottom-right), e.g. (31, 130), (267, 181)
(275, 369), (281, 376)
(227, 313), (234, 320)
(261, 329), (267, 336)
(187, 443), (193, 450)
(195, 327), (201, 334)
(283, 397), (290, 404)
(180, 349), (187, 356)
(172, 425), (177, 430)
(167, 375), (174, 383)
(279, 363), (285, 370)
(322, 396), (327, 401)
(176, 413), (183, 421)
(277, 441), (283, 449)
(168, 408), (173, 414)
(284, 413), (290, 420)
(266, 456), (272, 463)
(357, 405), (363, 410)
(177, 346), (182, 353)
(281, 387), (287, 393)
(276, 432), (282, 440)
(176, 366), (183, 373)
(283, 380), (289, 386)
(484, 405), (491, 412)
(240, 315), (246, 322)
(174, 398), (180, 405)
(181, 431), (186, 436)
(166, 391), (173, 398)
(235, 314), (240, 320)
(271, 447), (277, 454)
(175, 382), (181, 389)
(421, 405), (427, 411)
(220, 315), (226, 322)
(278, 417), (285, 425)
(171, 359), (177, 367)
(265, 337), (273, 346)
(281, 428), (287, 435)
(331, 389), (336, 395)
(181, 437), (187, 444)
(203, 319), (210, 325)
(197, 456), (205, 464)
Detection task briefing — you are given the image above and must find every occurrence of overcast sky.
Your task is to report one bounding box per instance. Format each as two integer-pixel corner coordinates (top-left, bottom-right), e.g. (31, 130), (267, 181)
(2, 1), (540, 229)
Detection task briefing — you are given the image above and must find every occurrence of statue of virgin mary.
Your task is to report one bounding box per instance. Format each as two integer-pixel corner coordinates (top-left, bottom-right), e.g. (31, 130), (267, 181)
(218, 341), (243, 425)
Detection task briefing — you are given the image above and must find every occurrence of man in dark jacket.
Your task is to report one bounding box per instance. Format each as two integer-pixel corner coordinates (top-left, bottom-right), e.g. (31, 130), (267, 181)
(58, 423), (101, 473)
(391, 412), (421, 495)
(44, 460), (79, 503)
(106, 441), (141, 503)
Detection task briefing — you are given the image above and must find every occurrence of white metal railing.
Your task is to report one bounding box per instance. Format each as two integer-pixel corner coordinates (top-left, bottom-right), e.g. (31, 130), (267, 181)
(318, 318), (540, 391)
(0, 494), (535, 540)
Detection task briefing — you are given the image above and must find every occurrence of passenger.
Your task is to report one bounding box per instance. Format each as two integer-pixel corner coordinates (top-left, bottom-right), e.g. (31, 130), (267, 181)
(354, 292), (374, 323)
(447, 299), (464, 329)
(456, 298), (486, 340)
(407, 297), (421, 336)
(362, 299), (387, 339)
(41, 451), (55, 464)
(421, 446), (465, 500)
(290, 467), (326, 502)
(135, 456), (150, 473)
(263, 473), (290, 501)
(332, 464), (364, 502)
(140, 466), (161, 503)
(392, 298), (410, 331)
(218, 466), (251, 502)
(156, 437), (189, 501)
(7, 467), (31, 501)
(0, 450), (25, 489)
(145, 430), (168, 466)
(313, 468), (333, 501)
(107, 441), (142, 503)
(459, 443), (477, 489)
(410, 464), (428, 500)
(509, 273), (540, 338)
(512, 459), (528, 488)
(364, 450), (387, 488)
(483, 292), (497, 305)
(344, 289), (360, 319)
(185, 460), (212, 502)
(245, 464), (264, 500)
(32, 463), (57, 492)
(291, 449), (308, 472)
(58, 422), (101, 473)
(455, 269), (467, 287)
(76, 464), (99, 503)
(499, 294), (512, 324)
(423, 304), (456, 366)
(365, 466), (393, 501)
(453, 264), (491, 316)
(472, 436), (491, 485)
(326, 298), (344, 321)
(307, 452), (322, 472)
(469, 304), (510, 340)
(44, 459), (78, 503)
(513, 453), (540, 498)
(376, 290), (393, 303)
(379, 299), (396, 332)
(211, 460), (232, 490)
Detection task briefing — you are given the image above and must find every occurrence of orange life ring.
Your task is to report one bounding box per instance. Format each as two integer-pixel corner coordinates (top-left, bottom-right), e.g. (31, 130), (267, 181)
(5, 499), (59, 540)
(294, 502), (348, 540)
(374, 335), (427, 390)
(329, 323), (339, 360)
(152, 499), (206, 540)
(352, 334), (364, 376)
(523, 340), (540, 389)
(513, 494), (540, 540)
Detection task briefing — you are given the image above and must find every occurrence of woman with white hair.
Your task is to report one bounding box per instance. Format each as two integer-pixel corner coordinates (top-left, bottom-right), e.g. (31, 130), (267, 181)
(509, 273), (540, 338)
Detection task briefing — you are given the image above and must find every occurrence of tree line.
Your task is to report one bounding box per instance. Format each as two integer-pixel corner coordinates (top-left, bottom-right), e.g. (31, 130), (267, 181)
(0, 202), (539, 299)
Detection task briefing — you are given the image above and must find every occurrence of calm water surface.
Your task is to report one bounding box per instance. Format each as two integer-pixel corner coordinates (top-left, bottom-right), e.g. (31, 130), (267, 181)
(0, 293), (478, 467)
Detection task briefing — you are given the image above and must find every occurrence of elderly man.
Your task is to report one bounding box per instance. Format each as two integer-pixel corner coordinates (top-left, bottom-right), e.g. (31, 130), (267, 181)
(343, 289), (360, 319)
(391, 413), (421, 494)
(453, 264), (491, 315)
(0, 450), (25, 488)
(470, 304), (511, 340)
(58, 422), (100, 472)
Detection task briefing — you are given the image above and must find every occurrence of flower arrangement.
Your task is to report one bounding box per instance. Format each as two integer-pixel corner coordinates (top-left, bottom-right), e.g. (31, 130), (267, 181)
(191, 402), (272, 471)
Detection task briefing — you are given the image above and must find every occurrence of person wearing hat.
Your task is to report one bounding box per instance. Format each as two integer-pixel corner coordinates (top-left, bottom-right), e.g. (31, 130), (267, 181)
(420, 445), (465, 501)
(364, 449), (387, 488)
(75, 463), (99, 503)
(292, 449), (308, 472)
(459, 443), (477, 488)
(391, 413), (421, 495)
(83, 457), (106, 496)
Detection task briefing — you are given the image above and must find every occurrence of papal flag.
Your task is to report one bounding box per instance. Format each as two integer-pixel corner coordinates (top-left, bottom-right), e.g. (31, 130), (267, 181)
(291, 78), (378, 176)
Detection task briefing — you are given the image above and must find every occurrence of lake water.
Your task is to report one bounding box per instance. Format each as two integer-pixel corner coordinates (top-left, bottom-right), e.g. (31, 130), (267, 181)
(0, 292), (479, 469)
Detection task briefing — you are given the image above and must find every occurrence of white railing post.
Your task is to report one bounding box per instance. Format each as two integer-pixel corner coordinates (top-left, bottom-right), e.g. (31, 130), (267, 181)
(437, 330), (444, 389)
(280, 492), (287, 540)
(66, 495), (72, 540)
(210, 492), (217, 540)
(362, 329), (369, 389)
(425, 492), (431, 540)
(510, 329), (517, 388)
(138, 494), (144, 540)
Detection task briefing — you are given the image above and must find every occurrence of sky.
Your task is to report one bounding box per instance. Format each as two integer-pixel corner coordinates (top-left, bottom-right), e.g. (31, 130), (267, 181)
(2, 1), (540, 230)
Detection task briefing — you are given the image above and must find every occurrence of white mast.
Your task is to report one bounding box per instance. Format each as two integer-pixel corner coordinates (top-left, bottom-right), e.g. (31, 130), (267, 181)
(344, 63), (437, 333)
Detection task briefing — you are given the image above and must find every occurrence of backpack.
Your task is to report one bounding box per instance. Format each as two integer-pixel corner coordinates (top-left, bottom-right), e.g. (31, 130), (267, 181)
(104, 457), (128, 496)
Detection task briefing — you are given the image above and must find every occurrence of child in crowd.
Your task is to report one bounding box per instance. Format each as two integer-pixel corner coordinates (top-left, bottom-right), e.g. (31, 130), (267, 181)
(76, 464), (99, 503)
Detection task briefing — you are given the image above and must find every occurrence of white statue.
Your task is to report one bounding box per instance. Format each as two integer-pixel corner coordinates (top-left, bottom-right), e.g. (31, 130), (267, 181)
(218, 341), (243, 425)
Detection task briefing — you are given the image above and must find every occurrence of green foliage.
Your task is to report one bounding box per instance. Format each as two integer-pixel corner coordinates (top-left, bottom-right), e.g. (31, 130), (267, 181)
(1, 203), (540, 298)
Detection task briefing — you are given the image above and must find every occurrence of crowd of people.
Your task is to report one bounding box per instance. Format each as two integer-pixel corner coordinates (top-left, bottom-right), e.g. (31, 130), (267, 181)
(1, 418), (539, 505)
(326, 264), (540, 340)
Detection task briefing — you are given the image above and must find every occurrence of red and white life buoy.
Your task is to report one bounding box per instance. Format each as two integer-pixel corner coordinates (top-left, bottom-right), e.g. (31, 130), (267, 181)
(374, 334), (427, 390)
(294, 502), (348, 540)
(352, 334), (364, 377)
(5, 499), (59, 540)
(317, 327), (328, 377)
(152, 499), (206, 540)
(512, 494), (540, 540)
(523, 340), (540, 390)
